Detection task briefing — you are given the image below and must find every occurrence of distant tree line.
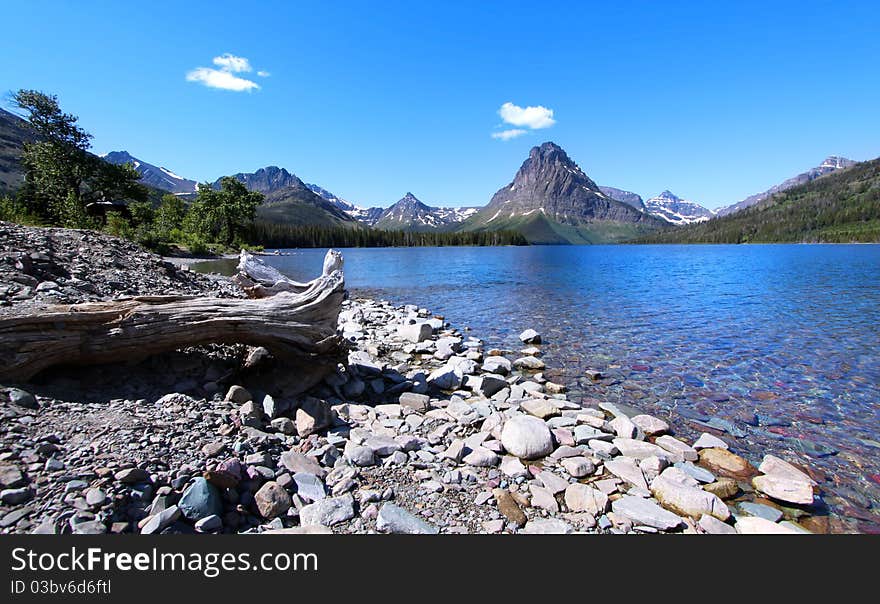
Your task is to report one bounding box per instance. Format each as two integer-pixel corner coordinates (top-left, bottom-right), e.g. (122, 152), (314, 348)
(245, 221), (529, 248)
(634, 158), (880, 244)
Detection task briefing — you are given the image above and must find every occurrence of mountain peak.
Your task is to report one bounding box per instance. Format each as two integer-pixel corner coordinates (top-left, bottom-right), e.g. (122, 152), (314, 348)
(820, 156), (854, 169)
(645, 191), (713, 225)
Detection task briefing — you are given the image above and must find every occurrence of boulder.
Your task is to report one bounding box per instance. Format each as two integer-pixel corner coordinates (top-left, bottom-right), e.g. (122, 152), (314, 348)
(650, 473), (730, 521)
(500, 415), (554, 460)
(699, 448), (757, 479)
(752, 474), (814, 506)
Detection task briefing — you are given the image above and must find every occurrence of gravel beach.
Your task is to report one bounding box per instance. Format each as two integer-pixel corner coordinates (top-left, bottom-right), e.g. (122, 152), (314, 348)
(0, 222), (831, 534)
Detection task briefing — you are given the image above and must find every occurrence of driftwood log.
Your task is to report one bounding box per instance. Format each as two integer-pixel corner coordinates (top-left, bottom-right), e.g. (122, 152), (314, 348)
(0, 249), (345, 382)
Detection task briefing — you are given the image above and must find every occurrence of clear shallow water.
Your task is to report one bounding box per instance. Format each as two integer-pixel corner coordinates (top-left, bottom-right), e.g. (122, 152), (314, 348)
(201, 244), (880, 530)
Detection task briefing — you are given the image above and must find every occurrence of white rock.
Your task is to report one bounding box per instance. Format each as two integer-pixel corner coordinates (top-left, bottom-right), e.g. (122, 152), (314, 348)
(631, 414), (669, 436)
(655, 436), (699, 462)
(735, 516), (803, 534)
(757, 455), (817, 485)
(500, 415), (554, 460)
(752, 474), (814, 505)
(611, 495), (684, 531)
(693, 433), (729, 450)
(650, 474), (730, 521)
(561, 457), (595, 478)
(519, 329), (541, 344)
(564, 483), (608, 515)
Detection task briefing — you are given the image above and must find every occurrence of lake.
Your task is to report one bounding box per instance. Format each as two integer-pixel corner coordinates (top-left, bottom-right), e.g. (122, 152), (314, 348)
(195, 244), (880, 530)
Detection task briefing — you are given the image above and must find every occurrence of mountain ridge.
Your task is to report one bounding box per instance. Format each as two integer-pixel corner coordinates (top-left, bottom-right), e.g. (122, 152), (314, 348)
(717, 156), (855, 217)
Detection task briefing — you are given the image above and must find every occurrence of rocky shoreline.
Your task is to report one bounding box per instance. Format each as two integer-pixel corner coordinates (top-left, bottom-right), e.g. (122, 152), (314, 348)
(0, 222), (830, 534)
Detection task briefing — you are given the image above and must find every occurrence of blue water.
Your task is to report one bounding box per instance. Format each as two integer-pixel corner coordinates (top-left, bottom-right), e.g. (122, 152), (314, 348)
(225, 244), (880, 528)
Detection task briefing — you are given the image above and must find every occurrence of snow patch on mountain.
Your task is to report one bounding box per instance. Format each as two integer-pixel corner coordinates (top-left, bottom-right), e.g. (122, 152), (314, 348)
(645, 190), (714, 225)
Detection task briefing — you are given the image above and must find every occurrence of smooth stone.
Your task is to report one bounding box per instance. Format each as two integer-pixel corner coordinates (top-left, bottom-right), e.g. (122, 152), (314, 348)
(758, 455), (817, 485)
(520, 398), (560, 420)
(500, 415), (554, 460)
(693, 433), (729, 450)
(674, 462), (715, 484)
(655, 435), (699, 462)
(752, 474), (814, 506)
(141, 505), (180, 535)
(698, 448), (757, 479)
(376, 503), (439, 534)
(561, 457), (595, 478)
(613, 438), (680, 462)
(611, 495), (684, 531)
(650, 473), (730, 521)
(463, 446), (500, 467)
(513, 356), (545, 371)
(631, 414), (669, 436)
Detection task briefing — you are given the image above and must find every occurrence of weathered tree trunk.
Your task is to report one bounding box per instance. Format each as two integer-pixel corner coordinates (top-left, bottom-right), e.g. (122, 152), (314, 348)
(232, 249), (343, 298)
(0, 250), (345, 381)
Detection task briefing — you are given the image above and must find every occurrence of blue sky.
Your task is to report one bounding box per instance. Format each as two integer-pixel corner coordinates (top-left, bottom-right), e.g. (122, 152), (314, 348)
(2, 0), (878, 209)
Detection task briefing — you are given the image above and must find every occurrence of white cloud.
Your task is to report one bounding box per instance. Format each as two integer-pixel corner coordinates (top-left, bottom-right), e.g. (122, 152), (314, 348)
(491, 129), (527, 141)
(186, 67), (260, 92)
(212, 53), (252, 73)
(257, 70), (271, 77)
(498, 102), (556, 129)
(186, 53), (267, 92)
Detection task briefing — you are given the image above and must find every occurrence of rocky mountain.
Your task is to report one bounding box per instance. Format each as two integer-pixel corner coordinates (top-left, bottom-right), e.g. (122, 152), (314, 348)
(598, 186), (646, 211)
(102, 151), (198, 194)
(305, 183), (385, 225)
(372, 193), (479, 232)
(717, 156), (856, 217)
(638, 156), (879, 243)
(644, 190), (714, 225)
(0, 108), (35, 192)
(462, 142), (662, 244)
(218, 166), (360, 228)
